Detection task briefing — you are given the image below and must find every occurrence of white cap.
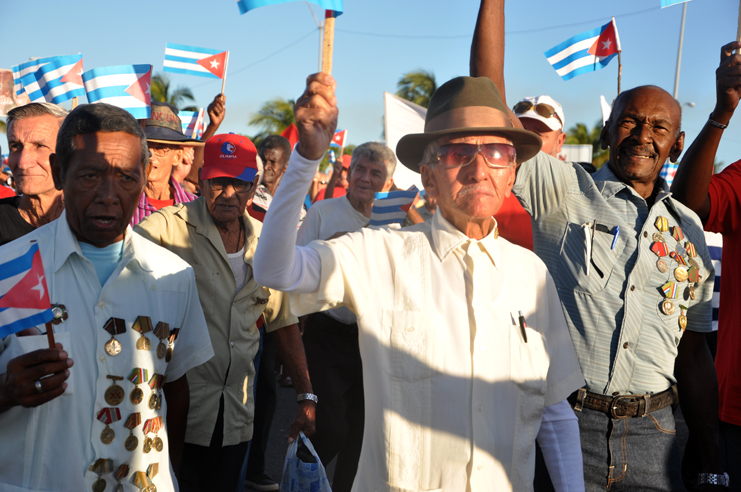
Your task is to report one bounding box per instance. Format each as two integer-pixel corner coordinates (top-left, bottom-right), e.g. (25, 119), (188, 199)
(514, 95), (565, 131)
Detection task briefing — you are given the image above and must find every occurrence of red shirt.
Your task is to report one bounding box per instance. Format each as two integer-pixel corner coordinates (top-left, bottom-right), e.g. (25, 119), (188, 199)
(314, 186), (347, 202)
(147, 197), (175, 210)
(0, 186), (15, 199)
(495, 193), (533, 251)
(706, 159), (741, 426)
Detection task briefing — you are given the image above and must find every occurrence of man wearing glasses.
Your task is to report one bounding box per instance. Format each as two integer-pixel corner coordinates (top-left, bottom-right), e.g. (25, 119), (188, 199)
(135, 133), (315, 492)
(131, 102), (200, 226)
(254, 73), (585, 491)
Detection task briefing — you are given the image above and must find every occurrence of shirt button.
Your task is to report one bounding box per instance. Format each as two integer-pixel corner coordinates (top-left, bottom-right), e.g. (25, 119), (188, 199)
(643, 231), (648, 238)
(630, 285), (635, 292)
(477, 404), (484, 412)
(97, 301), (105, 308)
(612, 391), (619, 396)
(477, 465), (483, 471)
(478, 345), (486, 353)
(151, 285), (157, 291)
(623, 342), (629, 349)
(230, 342), (234, 348)
(99, 356), (106, 362)
(406, 326), (414, 332)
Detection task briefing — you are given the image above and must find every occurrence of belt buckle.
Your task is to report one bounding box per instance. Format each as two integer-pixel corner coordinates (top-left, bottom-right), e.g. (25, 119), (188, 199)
(610, 394), (647, 419)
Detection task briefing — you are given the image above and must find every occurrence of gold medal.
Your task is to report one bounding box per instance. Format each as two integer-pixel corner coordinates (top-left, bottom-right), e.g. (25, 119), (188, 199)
(674, 266), (688, 282)
(105, 338), (122, 356)
(136, 336), (152, 351)
(130, 387), (143, 405)
(133, 316), (153, 351)
(156, 342), (167, 360)
(689, 284), (696, 300)
(104, 375), (125, 406)
(143, 437), (153, 453)
(679, 315), (688, 330)
(125, 433), (138, 451)
(652, 232), (666, 243)
(92, 478), (107, 492)
(657, 259), (668, 273)
(689, 258), (699, 270)
(100, 426), (115, 444)
(661, 299), (675, 315)
(148, 393), (158, 410)
(154, 437), (163, 452)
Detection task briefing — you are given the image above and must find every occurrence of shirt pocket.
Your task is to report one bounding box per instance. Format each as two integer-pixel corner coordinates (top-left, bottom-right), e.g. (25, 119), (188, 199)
(559, 222), (622, 295)
(381, 310), (433, 383)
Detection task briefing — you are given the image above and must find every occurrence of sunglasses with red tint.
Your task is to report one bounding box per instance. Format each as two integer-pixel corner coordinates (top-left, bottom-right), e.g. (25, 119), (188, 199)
(436, 143), (517, 169)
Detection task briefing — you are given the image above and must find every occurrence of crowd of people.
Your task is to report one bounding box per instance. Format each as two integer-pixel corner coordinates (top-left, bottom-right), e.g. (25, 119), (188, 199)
(0, 0), (739, 491)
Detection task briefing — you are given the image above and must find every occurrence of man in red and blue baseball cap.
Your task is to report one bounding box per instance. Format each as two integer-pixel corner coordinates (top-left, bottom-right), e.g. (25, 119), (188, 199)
(135, 132), (315, 491)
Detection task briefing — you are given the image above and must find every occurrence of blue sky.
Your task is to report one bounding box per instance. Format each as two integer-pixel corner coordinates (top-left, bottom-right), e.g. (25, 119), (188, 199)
(2, 0), (738, 167)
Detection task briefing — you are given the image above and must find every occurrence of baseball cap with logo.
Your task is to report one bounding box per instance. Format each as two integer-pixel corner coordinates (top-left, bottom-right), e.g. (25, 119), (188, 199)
(202, 133), (259, 182)
(513, 95), (565, 132)
(145, 102), (204, 146)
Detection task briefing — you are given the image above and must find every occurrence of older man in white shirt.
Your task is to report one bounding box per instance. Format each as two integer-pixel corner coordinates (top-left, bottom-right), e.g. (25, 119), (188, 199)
(254, 74), (586, 491)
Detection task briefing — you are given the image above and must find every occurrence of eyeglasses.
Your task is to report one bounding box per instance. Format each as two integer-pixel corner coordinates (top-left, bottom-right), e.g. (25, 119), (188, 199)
(148, 145), (177, 157)
(512, 101), (560, 122)
(208, 177), (254, 193)
(436, 143), (517, 169)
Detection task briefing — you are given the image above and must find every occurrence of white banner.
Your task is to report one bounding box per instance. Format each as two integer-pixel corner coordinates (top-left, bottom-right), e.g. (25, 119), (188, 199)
(383, 92), (425, 190)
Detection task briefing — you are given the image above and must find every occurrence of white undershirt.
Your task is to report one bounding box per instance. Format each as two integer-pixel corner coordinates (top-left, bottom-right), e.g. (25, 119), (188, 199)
(228, 246), (247, 292)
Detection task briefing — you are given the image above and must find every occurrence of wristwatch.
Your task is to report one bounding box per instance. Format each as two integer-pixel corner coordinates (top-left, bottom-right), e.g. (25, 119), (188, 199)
(697, 472), (730, 488)
(297, 393), (318, 404)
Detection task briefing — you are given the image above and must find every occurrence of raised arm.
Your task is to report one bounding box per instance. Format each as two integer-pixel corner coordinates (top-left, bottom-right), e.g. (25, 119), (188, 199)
(671, 41), (741, 223)
(470, 0), (506, 104)
(253, 73), (339, 292)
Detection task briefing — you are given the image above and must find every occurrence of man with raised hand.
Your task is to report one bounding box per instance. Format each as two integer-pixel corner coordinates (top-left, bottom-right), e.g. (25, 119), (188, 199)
(253, 72), (585, 491)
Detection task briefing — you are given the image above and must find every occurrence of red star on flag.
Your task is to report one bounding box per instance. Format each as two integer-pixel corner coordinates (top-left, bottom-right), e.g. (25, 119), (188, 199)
(588, 20), (620, 57)
(60, 58), (84, 86)
(125, 69), (152, 106)
(0, 248), (51, 310)
(197, 52), (227, 79)
(331, 129), (347, 147)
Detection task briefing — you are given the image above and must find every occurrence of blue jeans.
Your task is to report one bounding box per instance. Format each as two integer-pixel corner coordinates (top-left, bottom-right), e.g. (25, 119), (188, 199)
(576, 405), (686, 491)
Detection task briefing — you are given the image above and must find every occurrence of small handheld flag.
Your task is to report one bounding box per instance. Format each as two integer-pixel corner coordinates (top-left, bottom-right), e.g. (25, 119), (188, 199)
(545, 19), (621, 81)
(0, 242), (54, 338)
(19, 55), (85, 105)
(180, 108), (206, 139)
(369, 187), (418, 227)
(236, 0), (343, 15)
(82, 65), (152, 119)
(281, 123), (299, 149)
(330, 129), (347, 148)
(164, 43), (228, 80)
(11, 55), (65, 97)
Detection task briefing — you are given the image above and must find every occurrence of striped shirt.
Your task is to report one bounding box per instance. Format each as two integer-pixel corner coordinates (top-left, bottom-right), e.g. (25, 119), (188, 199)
(131, 177), (196, 226)
(513, 152), (714, 395)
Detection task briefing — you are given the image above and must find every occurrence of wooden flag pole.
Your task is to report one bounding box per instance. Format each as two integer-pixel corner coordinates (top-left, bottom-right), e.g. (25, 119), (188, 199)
(322, 12), (335, 75)
(221, 51), (230, 96)
(71, 97), (78, 109)
(46, 322), (55, 349)
(617, 51), (622, 95)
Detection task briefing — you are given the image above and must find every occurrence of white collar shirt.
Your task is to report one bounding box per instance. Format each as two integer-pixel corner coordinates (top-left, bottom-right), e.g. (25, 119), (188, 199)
(289, 210), (584, 491)
(0, 211), (213, 492)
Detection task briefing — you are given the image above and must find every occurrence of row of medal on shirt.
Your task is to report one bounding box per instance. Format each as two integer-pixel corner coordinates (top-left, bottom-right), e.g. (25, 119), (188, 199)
(98, 408), (165, 453)
(650, 217), (701, 331)
(103, 317), (180, 361)
(89, 459), (159, 492)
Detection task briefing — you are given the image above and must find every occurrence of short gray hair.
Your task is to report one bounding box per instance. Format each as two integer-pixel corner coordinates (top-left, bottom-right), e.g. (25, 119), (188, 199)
(55, 103), (148, 179)
(6, 102), (68, 127)
(350, 142), (397, 180)
(420, 140), (441, 168)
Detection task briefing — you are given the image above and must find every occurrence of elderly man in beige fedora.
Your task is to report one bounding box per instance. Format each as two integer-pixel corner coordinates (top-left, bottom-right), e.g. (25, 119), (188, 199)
(253, 73), (586, 491)
(131, 102), (203, 225)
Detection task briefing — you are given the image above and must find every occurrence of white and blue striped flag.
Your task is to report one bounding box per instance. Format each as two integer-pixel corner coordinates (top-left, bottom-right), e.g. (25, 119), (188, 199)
(661, 0), (691, 8)
(545, 19), (621, 81)
(369, 187), (418, 227)
(82, 65), (152, 119)
(19, 55), (85, 105)
(164, 43), (227, 79)
(180, 108), (206, 138)
(12, 55), (69, 96)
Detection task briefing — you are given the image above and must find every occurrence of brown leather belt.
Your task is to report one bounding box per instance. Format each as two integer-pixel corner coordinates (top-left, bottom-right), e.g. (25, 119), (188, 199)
(567, 386), (675, 419)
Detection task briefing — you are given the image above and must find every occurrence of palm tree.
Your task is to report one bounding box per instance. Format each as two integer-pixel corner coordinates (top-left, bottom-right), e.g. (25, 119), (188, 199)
(248, 98), (296, 143)
(396, 69), (437, 108)
(565, 120), (609, 168)
(150, 73), (198, 111)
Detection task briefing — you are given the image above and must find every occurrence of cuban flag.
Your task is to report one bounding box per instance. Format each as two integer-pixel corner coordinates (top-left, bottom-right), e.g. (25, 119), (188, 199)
(545, 18), (621, 81)
(180, 108), (206, 138)
(660, 161), (679, 188)
(164, 43), (227, 79)
(19, 55), (85, 105)
(236, 0), (343, 15)
(0, 242), (53, 338)
(82, 65), (152, 119)
(661, 0), (691, 7)
(12, 55), (71, 97)
(369, 187), (418, 227)
(330, 129), (347, 148)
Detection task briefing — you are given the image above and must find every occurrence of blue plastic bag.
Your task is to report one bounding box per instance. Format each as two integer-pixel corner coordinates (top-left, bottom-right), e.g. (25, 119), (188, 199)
(280, 431), (332, 492)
